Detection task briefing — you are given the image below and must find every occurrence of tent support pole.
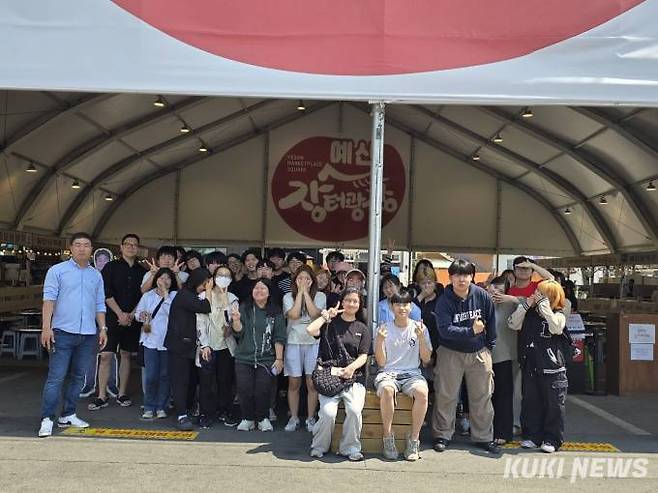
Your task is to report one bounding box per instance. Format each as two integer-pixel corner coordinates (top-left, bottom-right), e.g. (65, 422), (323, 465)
(173, 169), (181, 245)
(260, 132), (270, 256)
(406, 137), (416, 286)
(367, 102), (386, 333)
(495, 179), (502, 272)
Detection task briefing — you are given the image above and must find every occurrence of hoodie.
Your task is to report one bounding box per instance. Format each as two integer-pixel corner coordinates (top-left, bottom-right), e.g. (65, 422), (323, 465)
(433, 284), (496, 353)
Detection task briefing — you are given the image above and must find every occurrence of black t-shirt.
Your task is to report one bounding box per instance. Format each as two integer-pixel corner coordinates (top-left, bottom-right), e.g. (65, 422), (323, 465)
(272, 272), (291, 295)
(317, 317), (372, 385)
(102, 257), (147, 326)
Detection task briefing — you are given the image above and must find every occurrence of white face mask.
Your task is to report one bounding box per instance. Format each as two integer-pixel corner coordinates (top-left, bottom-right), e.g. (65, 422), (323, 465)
(216, 277), (231, 289)
(198, 291), (207, 300)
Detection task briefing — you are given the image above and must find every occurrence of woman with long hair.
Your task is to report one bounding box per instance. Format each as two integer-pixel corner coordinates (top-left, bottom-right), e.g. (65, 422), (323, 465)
(165, 268), (213, 431)
(196, 265), (240, 428)
(508, 280), (569, 453)
(283, 265), (326, 432)
(306, 288), (372, 461)
(232, 278), (286, 432)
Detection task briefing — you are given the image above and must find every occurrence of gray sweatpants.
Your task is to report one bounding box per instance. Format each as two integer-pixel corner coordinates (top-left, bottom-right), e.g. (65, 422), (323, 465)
(311, 383), (366, 456)
(432, 346), (494, 442)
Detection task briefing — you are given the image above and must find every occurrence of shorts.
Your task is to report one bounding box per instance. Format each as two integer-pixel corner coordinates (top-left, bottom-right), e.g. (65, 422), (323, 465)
(284, 343), (319, 377)
(375, 371), (428, 398)
(103, 322), (141, 353)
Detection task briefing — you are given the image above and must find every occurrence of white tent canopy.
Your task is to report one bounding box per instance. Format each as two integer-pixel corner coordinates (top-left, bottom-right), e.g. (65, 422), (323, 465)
(1, 1), (657, 256)
(1, 91), (657, 255)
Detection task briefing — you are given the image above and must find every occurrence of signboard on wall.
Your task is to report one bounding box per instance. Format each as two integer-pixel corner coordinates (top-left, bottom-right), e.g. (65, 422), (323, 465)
(271, 137), (406, 242)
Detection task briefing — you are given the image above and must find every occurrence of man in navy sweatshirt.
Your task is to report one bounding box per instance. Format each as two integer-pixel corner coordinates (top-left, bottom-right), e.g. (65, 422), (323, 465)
(431, 259), (500, 454)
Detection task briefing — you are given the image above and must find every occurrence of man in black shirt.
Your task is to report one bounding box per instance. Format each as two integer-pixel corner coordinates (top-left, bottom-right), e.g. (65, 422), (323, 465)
(232, 248), (261, 302)
(268, 248), (291, 295)
(89, 234), (147, 410)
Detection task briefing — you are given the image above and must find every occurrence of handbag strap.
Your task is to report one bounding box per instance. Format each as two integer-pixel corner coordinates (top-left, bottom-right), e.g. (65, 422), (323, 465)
(150, 295), (167, 320)
(322, 318), (352, 364)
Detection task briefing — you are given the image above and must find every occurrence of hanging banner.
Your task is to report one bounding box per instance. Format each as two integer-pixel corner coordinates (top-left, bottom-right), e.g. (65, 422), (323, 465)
(1, 1), (658, 105)
(271, 137), (406, 242)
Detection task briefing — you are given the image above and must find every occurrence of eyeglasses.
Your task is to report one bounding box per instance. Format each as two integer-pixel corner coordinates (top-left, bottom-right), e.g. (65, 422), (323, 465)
(122, 242), (139, 248)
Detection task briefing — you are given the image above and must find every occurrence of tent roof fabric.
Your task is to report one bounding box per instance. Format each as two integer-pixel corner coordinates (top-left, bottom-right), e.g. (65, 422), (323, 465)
(0, 91), (657, 255)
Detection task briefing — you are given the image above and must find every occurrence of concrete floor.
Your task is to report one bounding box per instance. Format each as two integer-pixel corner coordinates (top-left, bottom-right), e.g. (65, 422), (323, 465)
(1, 362), (657, 492)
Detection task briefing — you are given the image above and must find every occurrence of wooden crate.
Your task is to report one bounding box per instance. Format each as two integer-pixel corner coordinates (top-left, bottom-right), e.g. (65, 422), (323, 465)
(331, 390), (414, 454)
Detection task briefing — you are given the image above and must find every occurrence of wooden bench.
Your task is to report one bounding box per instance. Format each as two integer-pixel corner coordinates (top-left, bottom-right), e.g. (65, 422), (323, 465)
(331, 390), (413, 453)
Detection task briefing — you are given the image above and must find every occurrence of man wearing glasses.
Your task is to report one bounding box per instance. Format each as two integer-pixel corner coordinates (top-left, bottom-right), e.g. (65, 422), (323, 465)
(89, 234), (147, 411)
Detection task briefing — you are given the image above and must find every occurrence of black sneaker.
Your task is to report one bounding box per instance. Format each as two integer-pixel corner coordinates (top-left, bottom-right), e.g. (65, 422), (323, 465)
(433, 438), (450, 452)
(177, 416), (194, 431)
(223, 414), (239, 427)
(216, 411), (227, 423)
(198, 415), (212, 429)
(475, 441), (501, 454)
(88, 397), (109, 411)
(116, 395), (132, 407)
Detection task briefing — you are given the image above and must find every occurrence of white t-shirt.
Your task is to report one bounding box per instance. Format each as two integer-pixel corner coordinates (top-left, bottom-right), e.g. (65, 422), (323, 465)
(283, 291), (326, 345)
(135, 290), (177, 351)
(141, 270), (189, 288)
(381, 319), (432, 374)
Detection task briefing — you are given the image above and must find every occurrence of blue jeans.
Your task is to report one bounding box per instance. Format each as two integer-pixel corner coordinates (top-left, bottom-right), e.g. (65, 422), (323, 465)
(41, 329), (98, 419)
(143, 347), (169, 412)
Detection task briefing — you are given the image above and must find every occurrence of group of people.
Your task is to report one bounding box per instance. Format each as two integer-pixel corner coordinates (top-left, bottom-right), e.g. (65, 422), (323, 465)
(37, 232), (573, 462)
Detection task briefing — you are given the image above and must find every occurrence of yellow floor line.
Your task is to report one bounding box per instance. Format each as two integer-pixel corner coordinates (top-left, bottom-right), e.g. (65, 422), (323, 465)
(503, 441), (619, 452)
(60, 427), (198, 441)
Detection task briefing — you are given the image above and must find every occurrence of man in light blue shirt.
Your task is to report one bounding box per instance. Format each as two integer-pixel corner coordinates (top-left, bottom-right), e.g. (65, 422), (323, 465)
(38, 232), (108, 437)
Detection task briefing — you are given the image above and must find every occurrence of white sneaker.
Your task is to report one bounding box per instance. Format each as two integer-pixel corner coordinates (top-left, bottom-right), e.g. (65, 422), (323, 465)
(141, 410), (155, 420)
(236, 419), (255, 431)
(284, 416), (300, 432)
(258, 418), (274, 432)
(269, 408), (277, 422)
(156, 410), (168, 419)
(521, 439), (539, 449)
(305, 416), (317, 433)
(540, 442), (556, 453)
(310, 448), (324, 458)
(57, 414), (89, 428)
(38, 417), (53, 437)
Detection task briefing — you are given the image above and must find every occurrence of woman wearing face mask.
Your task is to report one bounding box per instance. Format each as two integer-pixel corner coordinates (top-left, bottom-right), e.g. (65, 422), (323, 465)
(165, 268), (213, 431)
(135, 268), (177, 420)
(232, 278), (286, 432)
(196, 265), (239, 428)
(283, 265), (326, 433)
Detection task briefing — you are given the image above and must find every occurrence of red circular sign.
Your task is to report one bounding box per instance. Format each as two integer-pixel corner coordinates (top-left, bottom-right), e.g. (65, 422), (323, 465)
(271, 137), (405, 242)
(113, 0), (643, 75)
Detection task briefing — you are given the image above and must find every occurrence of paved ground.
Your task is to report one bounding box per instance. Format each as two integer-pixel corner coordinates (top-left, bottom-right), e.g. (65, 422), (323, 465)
(1, 362), (657, 492)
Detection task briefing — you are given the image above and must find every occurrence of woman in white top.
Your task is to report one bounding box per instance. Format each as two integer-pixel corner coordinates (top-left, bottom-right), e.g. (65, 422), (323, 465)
(283, 265), (326, 432)
(196, 265), (239, 428)
(135, 268), (177, 420)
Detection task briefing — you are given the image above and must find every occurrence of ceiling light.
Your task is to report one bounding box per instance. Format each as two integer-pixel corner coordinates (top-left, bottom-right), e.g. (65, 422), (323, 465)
(472, 152), (481, 161)
(493, 133), (503, 144)
(599, 195), (607, 205)
(153, 96), (166, 108)
(522, 108), (534, 118)
(647, 181), (656, 191)
(104, 194), (113, 202)
(297, 100), (306, 111)
(26, 162), (37, 173)
(180, 124), (191, 134)
(564, 207), (572, 215)
(71, 180), (81, 189)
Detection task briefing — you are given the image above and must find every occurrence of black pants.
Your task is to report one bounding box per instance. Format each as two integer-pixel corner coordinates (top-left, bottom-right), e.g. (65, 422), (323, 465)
(492, 360), (514, 441)
(235, 362), (272, 422)
(199, 349), (235, 417)
(168, 351), (195, 418)
(521, 368), (568, 448)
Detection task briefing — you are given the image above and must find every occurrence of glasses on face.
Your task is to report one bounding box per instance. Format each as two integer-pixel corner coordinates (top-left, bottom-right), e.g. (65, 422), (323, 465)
(122, 242), (139, 248)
